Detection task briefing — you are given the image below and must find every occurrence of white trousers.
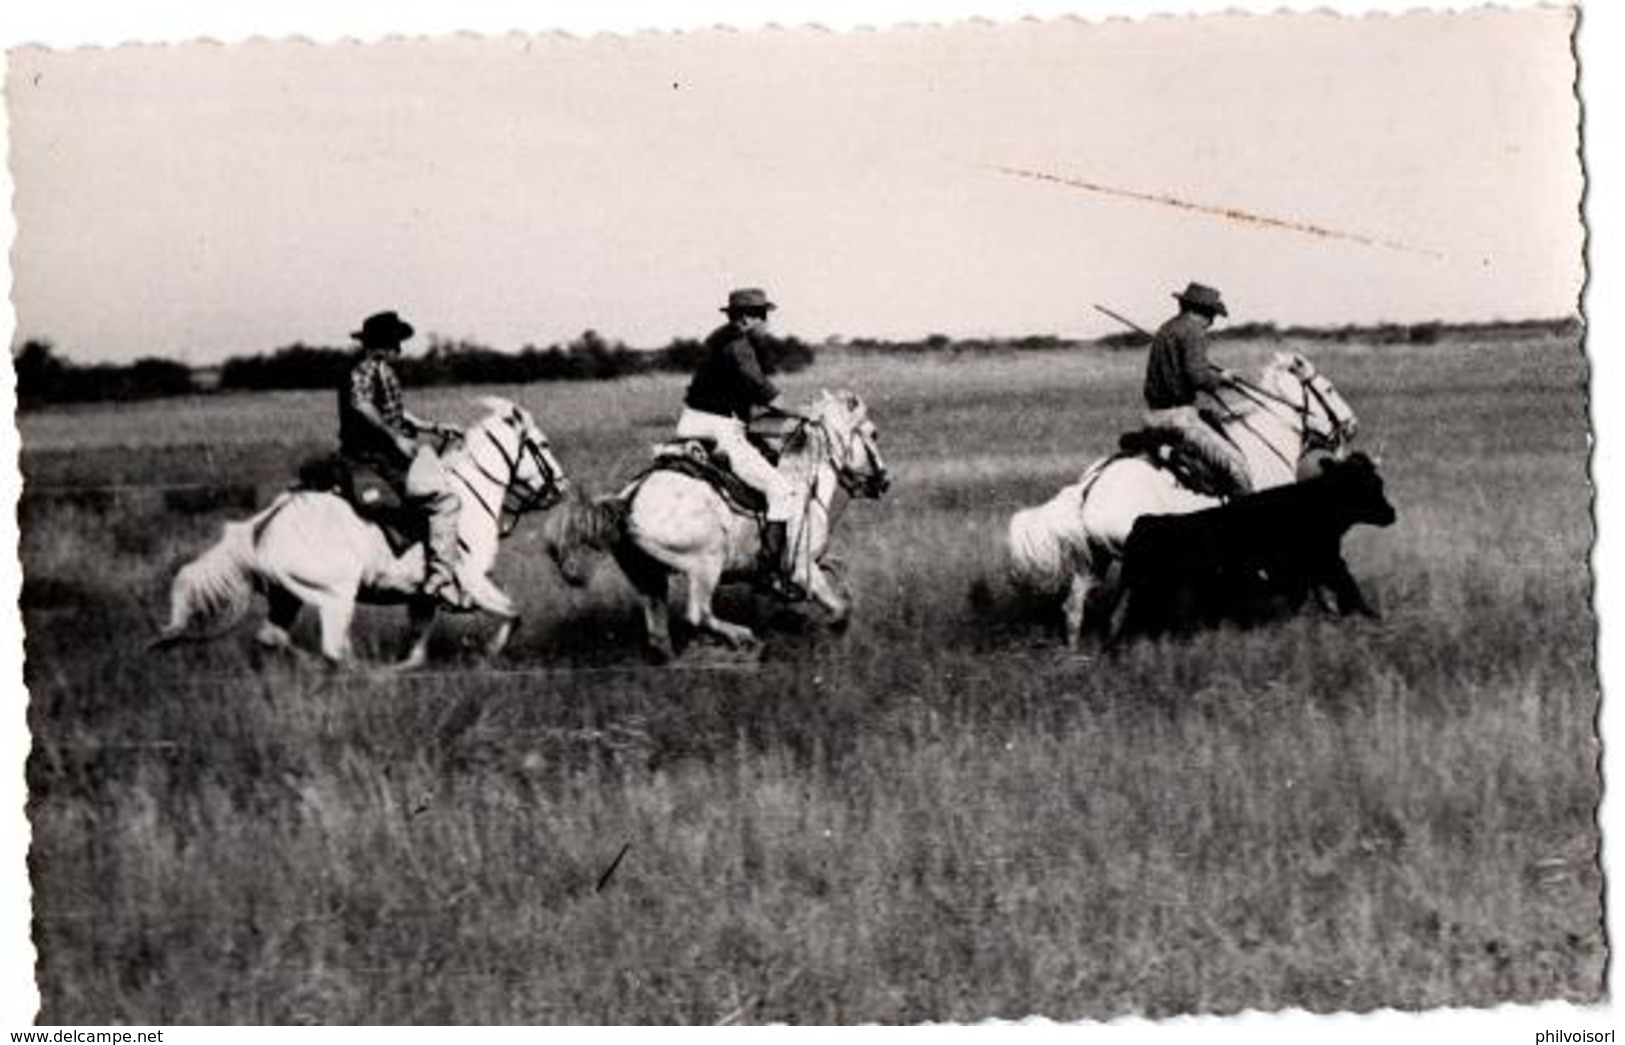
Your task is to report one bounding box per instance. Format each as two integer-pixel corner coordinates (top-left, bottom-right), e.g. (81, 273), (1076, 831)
(403, 446), (462, 571)
(1143, 405), (1253, 493)
(676, 407), (796, 521)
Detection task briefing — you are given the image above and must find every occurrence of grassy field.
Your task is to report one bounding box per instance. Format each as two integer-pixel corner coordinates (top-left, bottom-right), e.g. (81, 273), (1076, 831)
(19, 332), (1604, 1022)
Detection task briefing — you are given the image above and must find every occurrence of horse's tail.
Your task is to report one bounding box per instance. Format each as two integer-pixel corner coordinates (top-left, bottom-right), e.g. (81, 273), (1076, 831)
(149, 497), (282, 650)
(1006, 482), (1090, 596)
(544, 487), (631, 588)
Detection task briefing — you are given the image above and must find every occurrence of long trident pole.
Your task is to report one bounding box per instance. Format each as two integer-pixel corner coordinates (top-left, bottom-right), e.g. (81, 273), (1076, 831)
(1092, 304), (1151, 339)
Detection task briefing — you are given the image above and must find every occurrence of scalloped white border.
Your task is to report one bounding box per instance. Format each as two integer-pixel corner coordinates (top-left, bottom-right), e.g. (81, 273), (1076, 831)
(0, 0), (1612, 1036)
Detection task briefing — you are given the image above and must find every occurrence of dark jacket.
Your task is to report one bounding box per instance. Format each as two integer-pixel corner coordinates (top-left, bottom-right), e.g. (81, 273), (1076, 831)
(684, 323), (779, 420)
(1144, 312), (1224, 410)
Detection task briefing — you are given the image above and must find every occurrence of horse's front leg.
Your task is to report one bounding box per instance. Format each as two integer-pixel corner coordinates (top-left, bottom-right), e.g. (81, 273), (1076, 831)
(806, 559), (852, 631)
(393, 597), (438, 672)
(460, 574), (520, 660)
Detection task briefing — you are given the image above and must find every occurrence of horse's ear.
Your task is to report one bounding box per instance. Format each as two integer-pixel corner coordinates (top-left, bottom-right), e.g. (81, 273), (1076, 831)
(1274, 351), (1311, 378)
(478, 394), (514, 417)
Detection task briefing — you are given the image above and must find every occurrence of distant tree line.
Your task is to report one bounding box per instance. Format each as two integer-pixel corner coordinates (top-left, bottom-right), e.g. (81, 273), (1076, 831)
(12, 329), (817, 409)
(1095, 316), (1582, 350)
(14, 340), (194, 409)
(838, 333), (1081, 355)
(11, 316), (1582, 409)
(216, 330), (817, 391)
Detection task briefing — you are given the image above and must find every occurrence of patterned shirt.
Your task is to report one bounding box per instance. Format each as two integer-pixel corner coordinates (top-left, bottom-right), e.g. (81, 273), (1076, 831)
(339, 352), (413, 466)
(683, 323), (780, 420)
(1144, 312), (1225, 411)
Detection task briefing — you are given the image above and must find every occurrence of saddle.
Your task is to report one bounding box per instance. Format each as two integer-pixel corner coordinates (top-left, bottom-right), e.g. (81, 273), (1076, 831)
(296, 453), (426, 556)
(1118, 427), (1235, 500)
(640, 442), (767, 516)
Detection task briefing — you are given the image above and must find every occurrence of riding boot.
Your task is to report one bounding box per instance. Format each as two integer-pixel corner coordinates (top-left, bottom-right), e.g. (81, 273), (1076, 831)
(421, 490), (470, 608)
(758, 519), (804, 601)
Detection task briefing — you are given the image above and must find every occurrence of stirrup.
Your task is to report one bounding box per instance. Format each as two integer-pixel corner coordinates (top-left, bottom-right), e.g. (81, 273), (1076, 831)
(755, 568), (806, 603)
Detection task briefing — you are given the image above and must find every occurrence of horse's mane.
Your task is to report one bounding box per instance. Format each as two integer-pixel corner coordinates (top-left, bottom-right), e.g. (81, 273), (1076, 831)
(439, 404), (503, 470)
(1207, 377), (1265, 416)
(779, 417), (815, 455)
(1206, 356), (1303, 417)
(778, 389), (853, 457)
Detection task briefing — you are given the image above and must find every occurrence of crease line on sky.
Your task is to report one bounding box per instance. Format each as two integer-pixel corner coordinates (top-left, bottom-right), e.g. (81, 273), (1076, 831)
(991, 164), (1444, 259)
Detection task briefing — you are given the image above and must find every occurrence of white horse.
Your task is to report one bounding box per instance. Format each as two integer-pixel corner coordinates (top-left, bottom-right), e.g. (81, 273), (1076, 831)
(544, 389), (890, 661)
(1007, 351), (1357, 647)
(153, 396), (569, 669)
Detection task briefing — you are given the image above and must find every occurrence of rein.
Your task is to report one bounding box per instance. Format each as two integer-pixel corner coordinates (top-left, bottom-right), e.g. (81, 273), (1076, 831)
(1218, 367), (1349, 473)
(816, 411), (879, 499)
(1215, 379), (1302, 475)
(449, 418), (559, 537)
(778, 408), (873, 576)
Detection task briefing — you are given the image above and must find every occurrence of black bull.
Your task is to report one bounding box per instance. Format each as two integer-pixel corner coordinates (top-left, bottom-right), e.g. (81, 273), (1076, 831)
(1112, 452), (1397, 640)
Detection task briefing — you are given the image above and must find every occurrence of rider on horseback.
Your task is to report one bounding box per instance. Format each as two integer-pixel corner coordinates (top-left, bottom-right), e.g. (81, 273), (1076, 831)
(1142, 282), (1253, 498)
(338, 310), (469, 607)
(675, 287), (806, 600)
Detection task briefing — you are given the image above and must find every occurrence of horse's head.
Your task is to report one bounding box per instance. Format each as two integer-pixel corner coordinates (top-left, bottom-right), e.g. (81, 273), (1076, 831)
(808, 389), (891, 499)
(1260, 353), (1358, 453)
(475, 395), (570, 515)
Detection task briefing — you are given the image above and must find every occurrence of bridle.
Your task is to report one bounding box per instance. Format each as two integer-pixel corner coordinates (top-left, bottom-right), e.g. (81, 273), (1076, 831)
(1223, 361), (1356, 466)
(451, 412), (565, 536)
(778, 396), (887, 575)
(808, 403), (886, 501)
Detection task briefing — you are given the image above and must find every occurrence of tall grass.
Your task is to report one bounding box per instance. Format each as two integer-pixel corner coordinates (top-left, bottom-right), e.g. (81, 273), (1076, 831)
(22, 334), (1602, 1021)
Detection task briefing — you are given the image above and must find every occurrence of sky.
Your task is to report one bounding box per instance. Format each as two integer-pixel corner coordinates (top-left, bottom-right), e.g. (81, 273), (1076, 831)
(4, 4), (1584, 364)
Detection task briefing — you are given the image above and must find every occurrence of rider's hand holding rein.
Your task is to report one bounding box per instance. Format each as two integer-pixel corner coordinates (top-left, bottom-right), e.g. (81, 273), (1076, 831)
(405, 412), (462, 449)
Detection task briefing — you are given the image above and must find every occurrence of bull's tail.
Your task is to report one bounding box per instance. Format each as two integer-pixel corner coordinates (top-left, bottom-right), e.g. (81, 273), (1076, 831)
(543, 487), (631, 588)
(149, 497), (283, 649)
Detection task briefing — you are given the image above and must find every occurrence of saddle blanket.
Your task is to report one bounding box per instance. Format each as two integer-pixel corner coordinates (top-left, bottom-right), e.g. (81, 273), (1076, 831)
(296, 453), (425, 556)
(643, 442), (767, 516)
(1117, 428), (1233, 500)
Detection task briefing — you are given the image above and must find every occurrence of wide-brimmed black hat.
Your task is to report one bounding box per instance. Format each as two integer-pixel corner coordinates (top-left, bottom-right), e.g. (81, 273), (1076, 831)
(1173, 282), (1228, 317)
(351, 310), (415, 347)
(721, 288), (777, 314)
